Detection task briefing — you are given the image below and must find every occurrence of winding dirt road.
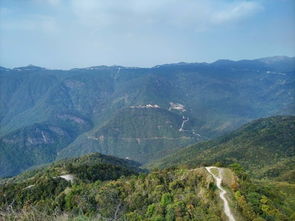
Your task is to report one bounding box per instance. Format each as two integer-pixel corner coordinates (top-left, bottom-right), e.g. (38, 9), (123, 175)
(206, 166), (236, 221)
(179, 116), (189, 131)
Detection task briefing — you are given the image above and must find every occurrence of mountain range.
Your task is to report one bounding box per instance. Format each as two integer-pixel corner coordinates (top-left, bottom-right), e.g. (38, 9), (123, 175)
(1, 56), (294, 177)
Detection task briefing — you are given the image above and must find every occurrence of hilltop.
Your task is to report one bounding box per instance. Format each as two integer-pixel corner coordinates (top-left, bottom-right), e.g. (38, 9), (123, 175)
(1, 152), (143, 185)
(1, 154), (294, 220)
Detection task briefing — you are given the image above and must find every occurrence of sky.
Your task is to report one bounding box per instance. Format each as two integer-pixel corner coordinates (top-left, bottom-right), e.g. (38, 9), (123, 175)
(0, 0), (295, 69)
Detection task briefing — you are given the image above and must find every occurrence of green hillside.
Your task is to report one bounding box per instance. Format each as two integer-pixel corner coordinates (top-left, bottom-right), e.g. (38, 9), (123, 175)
(58, 107), (205, 163)
(149, 116), (295, 182)
(0, 116), (92, 177)
(1, 154), (294, 220)
(1, 57), (294, 177)
(1, 152), (143, 185)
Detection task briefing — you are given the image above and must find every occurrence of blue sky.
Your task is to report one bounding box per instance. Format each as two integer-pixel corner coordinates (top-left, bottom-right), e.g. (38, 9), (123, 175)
(0, 0), (294, 69)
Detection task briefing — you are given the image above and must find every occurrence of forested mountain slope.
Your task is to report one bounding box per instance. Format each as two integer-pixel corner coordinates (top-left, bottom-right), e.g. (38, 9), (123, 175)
(1, 57), (294, 177)
(58, 107), (205, 163)
(149, 116), (295, 182)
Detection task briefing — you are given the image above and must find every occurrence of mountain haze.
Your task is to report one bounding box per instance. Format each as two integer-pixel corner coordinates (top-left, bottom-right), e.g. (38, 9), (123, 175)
(0, 57), (294, 177)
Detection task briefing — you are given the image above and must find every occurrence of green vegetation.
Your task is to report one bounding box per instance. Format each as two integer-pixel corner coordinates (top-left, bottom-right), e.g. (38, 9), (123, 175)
(0, 153), (222, 220)
(1, 57), (294, 178)
(1, 153), (143, 184)
(229, 163), (295, 221)
(0, 58), (294, 220)
(0, 121), (91, 178)
(1, 156), (294, 220)
(58, 107), (203, 164)
(149, 116), (295, 182)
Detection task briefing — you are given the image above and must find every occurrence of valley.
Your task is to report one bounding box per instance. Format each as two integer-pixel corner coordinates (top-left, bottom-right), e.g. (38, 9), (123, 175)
(1, 56), (294, 177)
(1, 0), (294, 220)
(0, 57), (294, 221)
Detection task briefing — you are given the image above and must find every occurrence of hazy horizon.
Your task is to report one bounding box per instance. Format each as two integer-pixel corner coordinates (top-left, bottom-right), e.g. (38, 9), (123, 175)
(1, 0), (295, 69)
(1, 55), (294, 70)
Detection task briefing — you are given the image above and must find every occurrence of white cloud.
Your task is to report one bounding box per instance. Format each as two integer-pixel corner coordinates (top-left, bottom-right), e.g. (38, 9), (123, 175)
(211, 2), (263, 24)
(70, 0), (263, 29)
(2, 0), (263, 33)
(0, 0), (270, 69)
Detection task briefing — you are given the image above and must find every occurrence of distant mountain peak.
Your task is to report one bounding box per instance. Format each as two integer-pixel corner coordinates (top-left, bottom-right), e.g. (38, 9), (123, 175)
(13, 65), (46, 71)
(212, 59), (235, 65)
(70, 65), (141, 72)
(258, 56), (295, 64)
(0, 66), (10, 71)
